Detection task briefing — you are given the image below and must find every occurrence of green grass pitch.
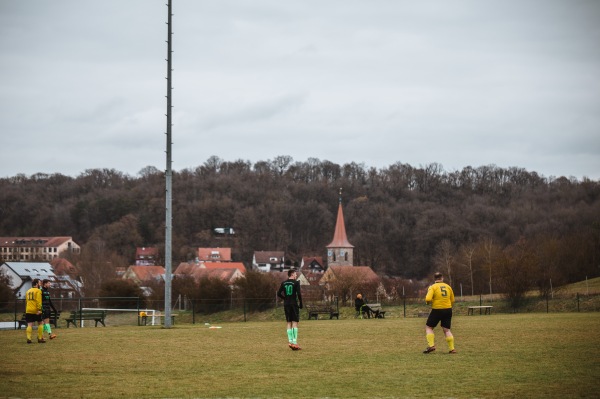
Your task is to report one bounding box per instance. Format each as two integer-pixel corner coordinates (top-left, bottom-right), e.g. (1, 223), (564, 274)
(0, 313), (598, 398)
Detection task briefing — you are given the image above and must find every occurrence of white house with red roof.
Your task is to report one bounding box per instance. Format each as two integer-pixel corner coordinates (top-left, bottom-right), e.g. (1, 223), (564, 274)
(197, 248), (232, 262)
(252, 251), (285, 272)
(0, 236), (80, 262)
(135, 247), (159, 266)
(300, 256), (325, 273)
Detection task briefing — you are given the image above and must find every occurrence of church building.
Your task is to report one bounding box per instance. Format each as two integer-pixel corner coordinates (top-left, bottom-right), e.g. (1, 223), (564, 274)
(326, 190), (354, 267)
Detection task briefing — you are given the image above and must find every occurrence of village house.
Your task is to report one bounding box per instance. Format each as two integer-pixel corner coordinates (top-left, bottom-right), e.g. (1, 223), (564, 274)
(0, 261), (82, 299)
(197, 247), (232, 262)
(135, 247), (159, 266)
(300, 256), (325, 273)
(0, 236), (80, 262)
(252, 251), (285, 272)
(174, 261), (245, 285)
(122, 265), (165, 286)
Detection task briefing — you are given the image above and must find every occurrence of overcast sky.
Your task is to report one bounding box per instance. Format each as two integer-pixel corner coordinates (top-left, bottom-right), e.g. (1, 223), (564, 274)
(1, 0), (599, 180)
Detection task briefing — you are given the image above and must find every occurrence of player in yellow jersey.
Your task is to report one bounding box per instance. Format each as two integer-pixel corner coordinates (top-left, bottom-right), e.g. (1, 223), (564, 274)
(24, 278), (44, 344)
(423, 272), (456, 354)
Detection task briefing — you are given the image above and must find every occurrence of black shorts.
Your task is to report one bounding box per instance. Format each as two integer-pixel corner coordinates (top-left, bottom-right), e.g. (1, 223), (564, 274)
(426, 308), (452, 329)
(42, 308), (53, 319)
(25, 313), (42, 323)
(283, 303), (300, 323)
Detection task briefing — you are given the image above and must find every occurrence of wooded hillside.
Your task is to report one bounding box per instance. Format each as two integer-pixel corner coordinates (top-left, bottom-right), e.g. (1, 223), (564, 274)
(1, 156), (598, 293)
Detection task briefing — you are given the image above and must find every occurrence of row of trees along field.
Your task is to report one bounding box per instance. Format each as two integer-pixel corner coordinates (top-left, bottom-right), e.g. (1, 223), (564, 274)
(0, 156), (598, 298)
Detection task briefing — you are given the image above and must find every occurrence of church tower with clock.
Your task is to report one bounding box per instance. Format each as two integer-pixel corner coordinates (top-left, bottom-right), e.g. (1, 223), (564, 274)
(326, 189), (354, 267)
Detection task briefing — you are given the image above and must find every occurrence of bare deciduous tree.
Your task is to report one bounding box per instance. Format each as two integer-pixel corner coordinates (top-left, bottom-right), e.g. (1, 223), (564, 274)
(434, 240), (455, 287)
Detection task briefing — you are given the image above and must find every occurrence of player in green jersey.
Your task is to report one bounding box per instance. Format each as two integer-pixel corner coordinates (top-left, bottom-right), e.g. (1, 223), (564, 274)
(277, 269), (303, 350)
(41, 279), (58, 340)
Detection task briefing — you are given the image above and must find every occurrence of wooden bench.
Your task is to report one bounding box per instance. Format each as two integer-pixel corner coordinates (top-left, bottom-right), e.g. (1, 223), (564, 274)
(468, 306), (493, 315)
(18, 311), (61, 329)
(139, 313), (177, 326)
(306, 305), (339, 320)
(66, 310), (107, 327)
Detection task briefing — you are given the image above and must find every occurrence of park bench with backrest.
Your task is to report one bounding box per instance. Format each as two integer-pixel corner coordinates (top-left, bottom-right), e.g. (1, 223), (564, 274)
(306, 304), (339, 320)
(467, 305), (493, 315)
(66, 310), (107, 327)
(18, 311), (61, 329)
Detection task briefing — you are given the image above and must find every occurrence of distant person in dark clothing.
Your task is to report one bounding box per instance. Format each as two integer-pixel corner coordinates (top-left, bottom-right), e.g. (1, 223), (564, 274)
(277, 269), (303, 350)
(355, 294), (379, 318)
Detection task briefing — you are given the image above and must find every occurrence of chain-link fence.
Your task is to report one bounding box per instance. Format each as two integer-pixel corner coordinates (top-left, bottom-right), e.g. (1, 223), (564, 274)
(1, 291), (597, 328)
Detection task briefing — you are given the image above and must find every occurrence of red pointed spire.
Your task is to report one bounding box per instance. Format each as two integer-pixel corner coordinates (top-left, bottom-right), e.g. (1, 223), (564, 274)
(326, 198), (354, 249)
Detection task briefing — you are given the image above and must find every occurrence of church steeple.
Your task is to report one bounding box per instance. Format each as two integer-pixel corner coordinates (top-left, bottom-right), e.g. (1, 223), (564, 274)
(326, 188), (354, 267)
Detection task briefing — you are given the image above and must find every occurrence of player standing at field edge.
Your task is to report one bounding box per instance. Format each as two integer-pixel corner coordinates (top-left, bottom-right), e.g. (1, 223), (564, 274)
(24, 278), (44, 344)
(41, 279), (58, 340)
(423, 271), (457, 354)
(277, 269), (303, 350)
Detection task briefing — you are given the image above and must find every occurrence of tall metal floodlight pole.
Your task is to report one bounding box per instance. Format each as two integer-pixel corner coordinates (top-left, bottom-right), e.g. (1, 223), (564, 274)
(164, 0), (173, 328)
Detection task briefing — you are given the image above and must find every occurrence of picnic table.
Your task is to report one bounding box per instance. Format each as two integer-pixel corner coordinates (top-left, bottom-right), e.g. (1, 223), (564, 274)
(467, 306), (493, 315)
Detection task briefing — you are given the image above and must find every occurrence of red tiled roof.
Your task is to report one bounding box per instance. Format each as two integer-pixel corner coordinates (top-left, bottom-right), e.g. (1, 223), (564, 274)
(0, 236), (76, 247)
(136, 247), (158, 257)
(174, 262), (197, 275)
(326, 266), (378, 282)
(202, 262), (246, 273)
(189, 268), (241, 284)
(198, 248), (232, 262)
(126, 265), (165, 282)
(302, 256), (324, 268)
(50, 258), (78, 276)
(302, 271), (324, 286)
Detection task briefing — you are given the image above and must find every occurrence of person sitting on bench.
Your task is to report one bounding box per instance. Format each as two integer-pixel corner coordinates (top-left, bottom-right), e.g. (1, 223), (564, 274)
(355, 294), (379, 318)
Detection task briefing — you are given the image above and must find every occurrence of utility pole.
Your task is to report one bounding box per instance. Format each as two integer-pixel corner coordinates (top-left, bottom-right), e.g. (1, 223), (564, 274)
(164, 0), (173, 328)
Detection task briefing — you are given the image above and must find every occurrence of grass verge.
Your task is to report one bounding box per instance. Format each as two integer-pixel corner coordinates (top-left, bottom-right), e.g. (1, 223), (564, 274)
(0, 313), (598, 398)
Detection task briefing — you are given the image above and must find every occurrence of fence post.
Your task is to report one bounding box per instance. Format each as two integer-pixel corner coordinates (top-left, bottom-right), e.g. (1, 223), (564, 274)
(14, 298), (18, 330)
(243, 299), (247, 322)
(78, 297), (83, 327)
(403, 295), (406, 318)
(479, 294), (483, 315)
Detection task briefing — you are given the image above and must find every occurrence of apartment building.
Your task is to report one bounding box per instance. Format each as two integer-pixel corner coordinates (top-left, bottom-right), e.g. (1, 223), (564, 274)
(0, 236), (80, 262)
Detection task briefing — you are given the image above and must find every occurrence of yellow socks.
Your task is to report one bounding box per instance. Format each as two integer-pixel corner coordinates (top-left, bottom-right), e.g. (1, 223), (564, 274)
(26, 326), (32, 341)
(426, 333), (435, 347)
(446, 336), (455, 351)
(37, 325), (43, 340)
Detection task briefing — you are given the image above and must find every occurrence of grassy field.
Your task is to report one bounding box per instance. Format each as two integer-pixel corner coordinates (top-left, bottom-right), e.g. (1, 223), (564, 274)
(1, 313), (599, 399)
